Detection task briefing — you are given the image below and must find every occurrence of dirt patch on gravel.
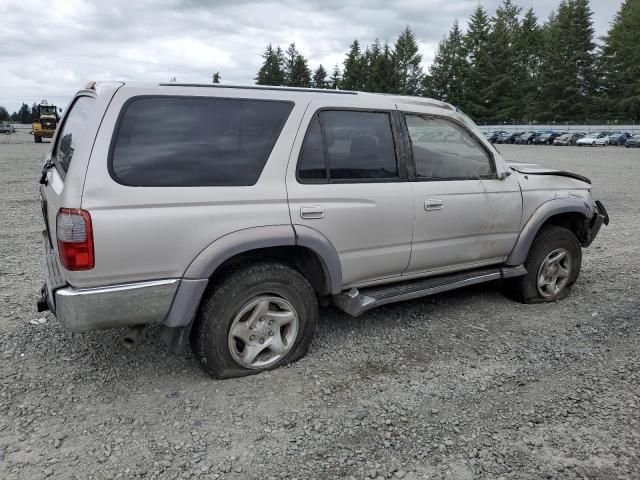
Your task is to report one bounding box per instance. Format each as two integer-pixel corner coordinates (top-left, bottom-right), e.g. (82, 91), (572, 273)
(1, 136), (639, 479)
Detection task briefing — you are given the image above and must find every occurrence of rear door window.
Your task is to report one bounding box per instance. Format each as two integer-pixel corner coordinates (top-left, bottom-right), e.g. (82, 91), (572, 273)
(297, 110), (399, 183)
(54, 96), (94, 175)
(110, 96), (293, 187)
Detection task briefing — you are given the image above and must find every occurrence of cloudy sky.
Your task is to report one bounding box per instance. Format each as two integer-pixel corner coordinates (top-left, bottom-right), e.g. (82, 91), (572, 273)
(0, 0), (621, 113)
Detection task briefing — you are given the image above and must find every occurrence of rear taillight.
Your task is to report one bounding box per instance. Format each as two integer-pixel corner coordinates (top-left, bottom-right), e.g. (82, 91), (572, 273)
(56, 208), (94, 270)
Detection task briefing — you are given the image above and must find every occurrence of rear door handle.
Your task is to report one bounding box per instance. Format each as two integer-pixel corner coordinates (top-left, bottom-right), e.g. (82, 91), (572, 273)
(301, 205), (325, 219)
(424, 199), (444, 211)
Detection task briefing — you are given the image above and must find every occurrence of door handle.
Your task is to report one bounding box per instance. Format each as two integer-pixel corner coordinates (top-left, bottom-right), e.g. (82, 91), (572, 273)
(424, 199), (444, 211)
(301, 205), (325, 219)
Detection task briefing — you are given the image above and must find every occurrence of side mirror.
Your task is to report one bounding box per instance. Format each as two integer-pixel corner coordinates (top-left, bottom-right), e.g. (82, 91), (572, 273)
(497, 170), (512, 181)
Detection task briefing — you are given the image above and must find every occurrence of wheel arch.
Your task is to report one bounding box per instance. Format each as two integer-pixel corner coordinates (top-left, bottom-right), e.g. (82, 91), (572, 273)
(163, 225), (342, 335)
(506, 198), (592, 266)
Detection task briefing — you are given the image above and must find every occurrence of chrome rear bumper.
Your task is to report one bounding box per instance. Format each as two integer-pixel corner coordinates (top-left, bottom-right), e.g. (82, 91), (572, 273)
(54, 279), (180, 331)
(55, 279), (180, 331)
(41, 232), (181, 331)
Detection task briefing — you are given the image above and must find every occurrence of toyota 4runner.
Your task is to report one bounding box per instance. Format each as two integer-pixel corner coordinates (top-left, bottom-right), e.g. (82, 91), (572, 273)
(38, 82), (609, 378)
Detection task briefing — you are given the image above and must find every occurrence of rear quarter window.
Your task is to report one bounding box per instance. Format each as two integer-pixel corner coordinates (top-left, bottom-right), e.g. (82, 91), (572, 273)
(54, 96), (95, 175)
(109, 96), (293, 187)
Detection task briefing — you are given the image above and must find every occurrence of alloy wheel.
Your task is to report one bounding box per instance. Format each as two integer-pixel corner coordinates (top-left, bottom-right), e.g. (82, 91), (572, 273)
(536, 248), (572, 298)
(228, 296), (299, 369)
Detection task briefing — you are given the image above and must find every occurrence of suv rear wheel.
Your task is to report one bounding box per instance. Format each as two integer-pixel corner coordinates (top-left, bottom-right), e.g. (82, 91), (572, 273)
(191, 262), (318, 379)
(505, 225), (581, 303)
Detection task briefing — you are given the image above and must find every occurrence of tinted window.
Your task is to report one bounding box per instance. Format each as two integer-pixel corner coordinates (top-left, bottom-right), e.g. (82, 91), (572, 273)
(322, 111), (397, 180)
(298, 115), (327, 181)
(111, 97), (293, 186)
(405, 115), (493, 180)
(54, 96), (94, 174)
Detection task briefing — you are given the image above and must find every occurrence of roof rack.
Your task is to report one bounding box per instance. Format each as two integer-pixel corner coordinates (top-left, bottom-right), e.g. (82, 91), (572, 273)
(158, 83), (358, 95)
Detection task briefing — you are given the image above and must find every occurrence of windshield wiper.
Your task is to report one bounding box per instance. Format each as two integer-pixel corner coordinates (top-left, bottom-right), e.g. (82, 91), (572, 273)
(39, 159), (55, 185)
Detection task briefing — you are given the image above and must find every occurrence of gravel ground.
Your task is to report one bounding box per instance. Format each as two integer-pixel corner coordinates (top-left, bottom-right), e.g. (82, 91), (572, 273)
(1, 131), (639, 479)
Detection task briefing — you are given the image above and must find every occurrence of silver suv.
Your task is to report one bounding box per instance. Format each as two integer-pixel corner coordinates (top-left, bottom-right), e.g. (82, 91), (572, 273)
(38, 82), (609, 378)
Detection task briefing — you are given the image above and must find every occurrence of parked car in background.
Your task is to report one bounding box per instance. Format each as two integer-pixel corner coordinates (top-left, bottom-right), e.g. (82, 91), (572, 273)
(485, 130), (509, 143)
(37, 81), (609, 378)
(496, 132), (525, 144)
(608, 132), (631, 146)
(576, 133), (609, 147)
(515, 132), (540, 145)
(533, 131), (566, 145)
(554, 133), (585, 146)
(625, 134), (640, 148)
(0, 122), (15, 134)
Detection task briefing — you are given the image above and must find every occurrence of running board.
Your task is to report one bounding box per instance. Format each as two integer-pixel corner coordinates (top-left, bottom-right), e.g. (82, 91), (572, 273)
(333, 265), (527, 317)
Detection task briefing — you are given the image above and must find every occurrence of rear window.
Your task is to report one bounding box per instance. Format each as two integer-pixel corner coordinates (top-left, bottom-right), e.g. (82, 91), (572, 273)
(110, 96), (293, 187)
(54, 96), (94, 174)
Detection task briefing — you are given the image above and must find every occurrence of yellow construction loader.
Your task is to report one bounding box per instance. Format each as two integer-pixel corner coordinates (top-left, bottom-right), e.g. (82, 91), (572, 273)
(32, 101), (59, 143)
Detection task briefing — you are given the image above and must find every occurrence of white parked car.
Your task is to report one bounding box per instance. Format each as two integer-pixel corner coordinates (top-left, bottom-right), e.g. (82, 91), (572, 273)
(576, 133), (609, 147)
(38, 81), (609, 378)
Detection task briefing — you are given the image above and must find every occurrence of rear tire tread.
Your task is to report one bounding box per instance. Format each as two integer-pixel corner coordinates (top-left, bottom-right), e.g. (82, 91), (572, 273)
(191, 261), (318, 379)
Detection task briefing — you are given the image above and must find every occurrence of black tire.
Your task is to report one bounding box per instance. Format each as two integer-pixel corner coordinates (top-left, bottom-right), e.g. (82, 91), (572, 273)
(191, 262), (319, 379)
(34, 134), (42, 143)
(504, 225), (582, 304)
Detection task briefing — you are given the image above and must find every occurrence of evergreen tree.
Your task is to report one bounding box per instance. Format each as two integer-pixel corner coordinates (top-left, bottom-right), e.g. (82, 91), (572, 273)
(515, 8), (544, 121)
(598, 0), (640, 120)
(330, 64), (341, 89)
(392, 26), (423, 95)
(423, 21), (465, 105)
(211, 72), (221, 83)
(17, 103), (31, 124)
(538, 0), (596, 121)
(282, 43), (312, 87)
(0, 106), (8, 121)
(365, 40), (394, 93)
(341, 40), (366, 90)
(256, 44), (286, 86)
(460, 5), (492, 120)
(313, 64), (328, 88)
(482, 0), (523, 122)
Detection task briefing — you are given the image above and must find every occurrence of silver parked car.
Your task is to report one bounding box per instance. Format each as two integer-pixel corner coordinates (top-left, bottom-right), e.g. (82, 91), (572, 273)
(38, 82), (609, 378)
(576, 132), (610, 147)
(0, 121), (16, 134)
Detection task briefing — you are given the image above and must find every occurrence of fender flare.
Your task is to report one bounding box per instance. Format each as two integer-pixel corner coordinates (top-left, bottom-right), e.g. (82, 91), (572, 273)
(505, 197), (592, 266)
(164, 225), (343, 331)
(293, 224), (343, 295)
(183, 225), (297, 279)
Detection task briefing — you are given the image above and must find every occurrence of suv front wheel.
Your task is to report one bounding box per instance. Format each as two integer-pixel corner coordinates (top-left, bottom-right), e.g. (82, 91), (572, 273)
(505, 225), (582, 303)
(191, 262), (319, 378)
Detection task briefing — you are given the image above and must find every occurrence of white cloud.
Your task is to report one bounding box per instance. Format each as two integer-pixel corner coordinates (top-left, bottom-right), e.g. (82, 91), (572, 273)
(0, 0), (620, 113)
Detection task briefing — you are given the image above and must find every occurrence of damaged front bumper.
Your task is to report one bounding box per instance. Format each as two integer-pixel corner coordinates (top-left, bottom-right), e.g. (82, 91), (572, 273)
(583, 200), (609, 247)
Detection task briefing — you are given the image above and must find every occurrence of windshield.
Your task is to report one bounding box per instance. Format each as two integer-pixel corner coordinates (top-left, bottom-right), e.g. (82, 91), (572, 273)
(40, 105), (56, 115)
(586, 133), (599, 138)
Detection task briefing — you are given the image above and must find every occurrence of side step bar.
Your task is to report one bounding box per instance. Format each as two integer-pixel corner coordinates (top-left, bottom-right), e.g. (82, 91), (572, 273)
(333, 265), (527, 317)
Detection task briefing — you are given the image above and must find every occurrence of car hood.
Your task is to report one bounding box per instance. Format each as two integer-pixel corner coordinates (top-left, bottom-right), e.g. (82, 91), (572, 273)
(508, 161), (591, 185)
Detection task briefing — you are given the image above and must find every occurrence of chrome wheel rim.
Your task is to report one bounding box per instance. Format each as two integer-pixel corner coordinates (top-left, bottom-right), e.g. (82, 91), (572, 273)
(537, 248), (571, 298)
(228, 296), (299, 369)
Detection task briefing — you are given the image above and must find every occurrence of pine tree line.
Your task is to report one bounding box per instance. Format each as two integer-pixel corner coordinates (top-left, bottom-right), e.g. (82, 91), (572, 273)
(255, 27), (423, 94)
(254, 0), (640, 123)
(0, 103), (42, 123)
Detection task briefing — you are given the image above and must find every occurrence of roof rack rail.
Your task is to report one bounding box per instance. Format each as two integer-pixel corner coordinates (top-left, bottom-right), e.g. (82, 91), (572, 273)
(157, 83), (358, 95)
